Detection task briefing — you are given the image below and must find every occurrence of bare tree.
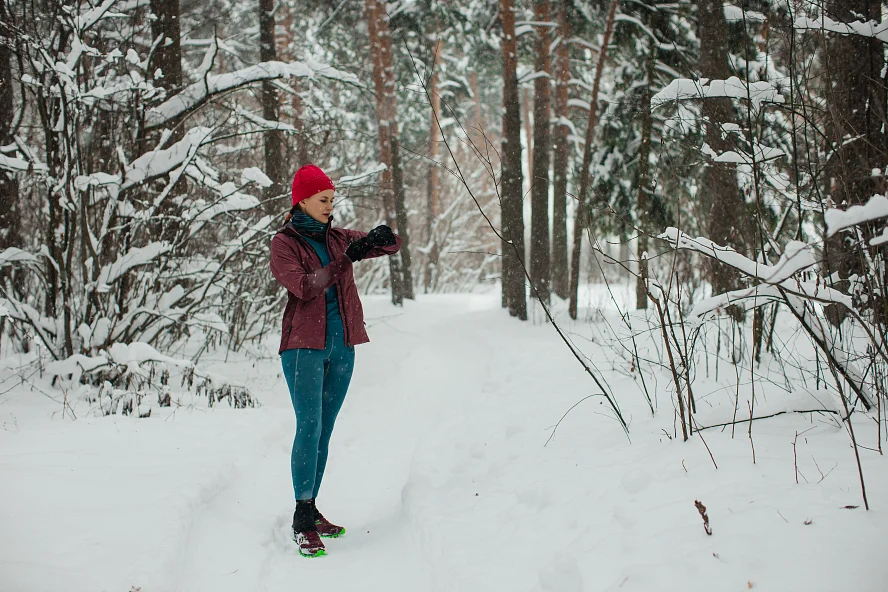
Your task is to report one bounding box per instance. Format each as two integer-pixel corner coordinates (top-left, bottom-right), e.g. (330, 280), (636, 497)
(568, 0), (620, 320)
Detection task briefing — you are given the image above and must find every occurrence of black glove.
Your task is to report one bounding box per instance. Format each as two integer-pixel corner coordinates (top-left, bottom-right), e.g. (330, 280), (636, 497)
(367, 225), (396, 247)
(345, 236), (373, 262)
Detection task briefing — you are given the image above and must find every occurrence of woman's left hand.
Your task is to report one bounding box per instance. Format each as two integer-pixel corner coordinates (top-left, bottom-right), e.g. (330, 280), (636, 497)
(367, 225), (397, 247)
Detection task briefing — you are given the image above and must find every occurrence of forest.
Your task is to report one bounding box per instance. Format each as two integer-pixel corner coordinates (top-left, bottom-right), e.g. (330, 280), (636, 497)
(0, 0), (886, 589)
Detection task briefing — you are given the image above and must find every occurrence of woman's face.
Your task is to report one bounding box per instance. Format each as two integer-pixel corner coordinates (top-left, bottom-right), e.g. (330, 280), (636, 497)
(299, 189), (335, 223)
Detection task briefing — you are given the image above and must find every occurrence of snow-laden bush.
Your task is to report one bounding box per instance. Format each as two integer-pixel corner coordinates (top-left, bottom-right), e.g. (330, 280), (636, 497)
(0, 1), (360, 408)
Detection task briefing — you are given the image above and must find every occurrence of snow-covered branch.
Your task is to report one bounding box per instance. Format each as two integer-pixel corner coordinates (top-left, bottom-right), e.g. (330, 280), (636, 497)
(794, 15), (888, 43)
(144, 59), (359, 129)
(652, 76), (784, 110)
(824, 194), (888, 237)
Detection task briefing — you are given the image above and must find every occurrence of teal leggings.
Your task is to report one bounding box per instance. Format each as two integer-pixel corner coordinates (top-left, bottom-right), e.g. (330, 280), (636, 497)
(281, 319), (355, 501)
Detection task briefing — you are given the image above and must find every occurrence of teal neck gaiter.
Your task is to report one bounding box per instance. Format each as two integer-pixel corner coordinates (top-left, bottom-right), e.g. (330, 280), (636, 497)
(290, 210), (328, 238)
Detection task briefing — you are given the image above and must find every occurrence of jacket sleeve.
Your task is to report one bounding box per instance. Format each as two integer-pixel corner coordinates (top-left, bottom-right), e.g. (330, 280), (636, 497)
(270, 233), (353, 301)
(343, 228), (402, 260)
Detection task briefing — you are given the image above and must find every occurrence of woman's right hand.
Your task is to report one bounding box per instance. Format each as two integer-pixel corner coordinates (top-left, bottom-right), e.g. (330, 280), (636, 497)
(345, 237), (373, 262)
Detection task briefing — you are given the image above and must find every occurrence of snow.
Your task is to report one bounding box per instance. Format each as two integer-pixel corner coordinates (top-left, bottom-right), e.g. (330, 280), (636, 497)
(652, 76), (784, 110)
(234, 106), (298, 132)
(567, 97), (592, 111)
(45, 353), (108, 378)
(186, 184), (261, 222)
(824, 194), (888, 237)
(144, 59), (359, 129)
(122, 127), (214, 190)
(660, 228), (817, 285)
(0, 153), (46, 173)
(1, 294), (886, 591)
(0, 247), (40, 267)
(723, 4), (767, 23)
(73, 171), (121, 191)
(514, 24), (535, 37)
(795, 15), (888, 43)
(241, 166), (273, 188)
(702, 142), (785, 164)
(337, 163), (387, 187)
(95, 241), (172, 290)
(73, 0), (117, 33)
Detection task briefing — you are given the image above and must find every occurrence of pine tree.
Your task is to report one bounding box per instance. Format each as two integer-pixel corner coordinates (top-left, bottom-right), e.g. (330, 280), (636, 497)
(530, 0), (553, 305)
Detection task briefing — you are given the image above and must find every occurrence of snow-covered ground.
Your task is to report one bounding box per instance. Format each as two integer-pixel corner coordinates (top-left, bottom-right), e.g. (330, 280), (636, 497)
(1, 290), (886, 591)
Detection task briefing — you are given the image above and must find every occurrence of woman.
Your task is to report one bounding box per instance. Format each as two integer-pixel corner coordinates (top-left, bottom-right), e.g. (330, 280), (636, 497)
(270, 164), (401, 558)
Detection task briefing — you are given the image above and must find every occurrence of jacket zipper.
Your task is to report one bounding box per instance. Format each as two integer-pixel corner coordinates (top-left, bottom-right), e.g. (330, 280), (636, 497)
(326, 229), (351, 347)
(291, 232), (328, 348)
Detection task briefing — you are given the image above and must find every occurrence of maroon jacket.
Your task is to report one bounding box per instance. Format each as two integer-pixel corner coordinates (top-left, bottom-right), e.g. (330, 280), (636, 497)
(270, 223), (401, 352)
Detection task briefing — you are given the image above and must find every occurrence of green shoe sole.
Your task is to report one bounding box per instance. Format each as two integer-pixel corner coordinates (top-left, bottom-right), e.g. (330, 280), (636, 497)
(299, 548), (327, 558)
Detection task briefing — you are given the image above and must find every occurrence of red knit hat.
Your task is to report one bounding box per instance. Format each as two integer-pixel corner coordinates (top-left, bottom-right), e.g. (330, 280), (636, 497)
(291, 164), (335, 207)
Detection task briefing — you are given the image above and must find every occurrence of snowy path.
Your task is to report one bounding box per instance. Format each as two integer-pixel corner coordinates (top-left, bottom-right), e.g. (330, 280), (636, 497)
(173, 296), (498, 591)
(2, 293), (887, 591)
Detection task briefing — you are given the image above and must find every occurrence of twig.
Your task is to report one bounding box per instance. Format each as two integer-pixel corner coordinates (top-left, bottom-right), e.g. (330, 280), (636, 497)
(401, 33), (629, 435)
(696, 408), (839, 431)
(694, 500), (712, 535)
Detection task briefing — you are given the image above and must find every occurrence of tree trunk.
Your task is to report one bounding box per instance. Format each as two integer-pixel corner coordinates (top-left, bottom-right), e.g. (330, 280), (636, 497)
(424, 40), (443, 293)
(822, 0), (887, 325)
(551, 0), (571, 300)
(500, 0), (527, 320)
(0, 0), (21, 261)
(698, 0), (751, 311)
(568, 0), (620, 320)
(365, 0), (409, 304)
(149, 0), (183, 95)
(279, 6), (310, 167)
(259, 0), (286, 215)
(522, 87), (534, 191)
(529, 0), (552, 305)
(635, 12), (657, 310)
(377, 3), (414, 300)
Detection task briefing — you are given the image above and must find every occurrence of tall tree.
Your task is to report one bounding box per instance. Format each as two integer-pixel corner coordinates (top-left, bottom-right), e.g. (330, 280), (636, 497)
(550, 0), (571, 300)
(149, 0), (183, 96)
(259, 0), (286, 214)
(0, 0), (21, 260)
(822, 0), (887, 324)
(568, 0), (620, 320)
(365, 0), (413, 303)
(279, 5), (310, 167)
(500, 0), (527, 319)
(698, 0), (751, 308)
(424, 39), (443, 293)
(635, 9), (658, 310)
(529, 0), (552, 305)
